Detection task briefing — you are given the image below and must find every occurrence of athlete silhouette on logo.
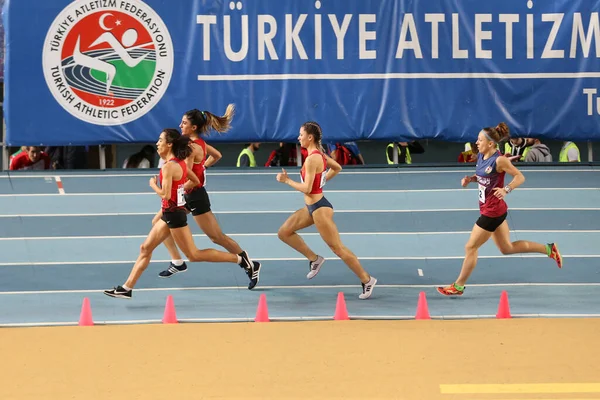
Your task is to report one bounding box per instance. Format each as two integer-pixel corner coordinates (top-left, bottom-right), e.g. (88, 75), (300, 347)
(72, 12), (149, 95)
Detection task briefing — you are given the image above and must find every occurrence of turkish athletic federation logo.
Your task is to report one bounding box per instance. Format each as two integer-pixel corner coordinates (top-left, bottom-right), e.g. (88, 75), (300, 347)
(43, 0), (173, 126)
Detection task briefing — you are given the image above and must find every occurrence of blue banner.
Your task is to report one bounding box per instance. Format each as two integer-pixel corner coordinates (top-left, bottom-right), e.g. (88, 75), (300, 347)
(4, 0), (600, 145)
(0, 0), (4, 82)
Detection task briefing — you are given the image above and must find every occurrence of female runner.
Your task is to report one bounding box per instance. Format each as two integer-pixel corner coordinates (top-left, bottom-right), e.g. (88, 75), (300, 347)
(437, 122), (563, 296)
(276, 121), (377, 299)
(104, 129), (255, 298)
(154, 105), (261, 290)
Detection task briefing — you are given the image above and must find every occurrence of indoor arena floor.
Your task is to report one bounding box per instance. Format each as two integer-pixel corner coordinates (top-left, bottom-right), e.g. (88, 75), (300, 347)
(1, 166), (598, 326)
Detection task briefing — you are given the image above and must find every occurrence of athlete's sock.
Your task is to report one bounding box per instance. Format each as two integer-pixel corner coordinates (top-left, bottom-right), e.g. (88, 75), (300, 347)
(545, 244), (552, 257)
(453, 283), (465, 291)
(237, 251), (253, 269)
(122, 285), (132, 291)
(172, 259), (184, 266)
(239, 250), (253, 264)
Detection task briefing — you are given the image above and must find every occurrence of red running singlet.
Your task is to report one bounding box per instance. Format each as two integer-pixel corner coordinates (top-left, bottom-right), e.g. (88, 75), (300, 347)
(300, 150), (328, 195)
(188, 138), (207, 191)
(159, 158), (187, 212)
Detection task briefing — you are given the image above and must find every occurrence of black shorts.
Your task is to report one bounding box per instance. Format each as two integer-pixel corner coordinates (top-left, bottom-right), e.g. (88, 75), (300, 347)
(161, 209), (188, 229)
(306, 196), (333, 217)
(184, 186), (211, 216)
(476, 212), (508, 232)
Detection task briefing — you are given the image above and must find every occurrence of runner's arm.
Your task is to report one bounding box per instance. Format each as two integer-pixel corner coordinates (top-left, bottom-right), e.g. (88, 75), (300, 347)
(204, 144), (222, 168)
(151, 163), (174, 200)
(324, 154), (342, 182)
(278, 155), (319, 194)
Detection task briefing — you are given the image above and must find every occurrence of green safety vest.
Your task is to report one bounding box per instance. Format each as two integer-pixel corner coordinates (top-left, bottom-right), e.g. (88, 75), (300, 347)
(504, 142), (530, 161)
(559, 142), (580, 162)
(236, 148), (256, 167)
(386, 143), (411, 164)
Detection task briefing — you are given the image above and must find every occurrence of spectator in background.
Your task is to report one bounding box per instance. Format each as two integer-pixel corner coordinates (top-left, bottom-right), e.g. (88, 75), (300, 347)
(9, 146), (26, 164)
(122, 145), (156, 168)
(458, 142), (478, 163)
(236, 143), (260, 167)
(504, 137), (531, 161)
(386, 141), (424, 164)
(327, 142), (364, 165)
(265, 142), (307, 167)
(524, 138), (552, 162)
(559, 141), (581, 162)
(9, 146), (51, 170)
(45, 146), (88, 169)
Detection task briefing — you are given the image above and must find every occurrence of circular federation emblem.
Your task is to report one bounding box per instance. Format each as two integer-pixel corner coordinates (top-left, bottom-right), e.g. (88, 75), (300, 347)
(42, 0), (173, 126)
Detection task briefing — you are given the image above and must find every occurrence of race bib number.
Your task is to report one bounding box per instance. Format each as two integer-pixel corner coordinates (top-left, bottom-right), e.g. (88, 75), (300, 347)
(478, 184), (486, 203)
(320, 169), (328, 188)
(177, 184), (186, 206)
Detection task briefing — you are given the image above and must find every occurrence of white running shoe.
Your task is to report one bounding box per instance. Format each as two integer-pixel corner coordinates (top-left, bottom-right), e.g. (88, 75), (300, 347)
(306, 256), (325, 279)
(359, 276), (377, 299)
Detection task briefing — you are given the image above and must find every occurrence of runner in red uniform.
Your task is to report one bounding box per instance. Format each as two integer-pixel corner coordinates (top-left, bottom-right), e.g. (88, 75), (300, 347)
(437, 122), (563, 296)
(152, 105), (261, 289)
(104, 129), (254, 299)
(276, 121), (377, 299)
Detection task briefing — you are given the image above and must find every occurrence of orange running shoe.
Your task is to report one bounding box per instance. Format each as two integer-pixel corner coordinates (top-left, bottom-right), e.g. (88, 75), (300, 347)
(436, 283), (464, 296)
(547, 243), (563, 268)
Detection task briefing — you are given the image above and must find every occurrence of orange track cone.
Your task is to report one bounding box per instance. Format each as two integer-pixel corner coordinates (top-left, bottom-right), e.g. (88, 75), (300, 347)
(78, 297), (94, 326)
(162, 295), (178, 324)
(496, 290), (512, 319)
(255, 293), (270, 322)
(334, 292), (350, 320)
(415, 291), (431, 320)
